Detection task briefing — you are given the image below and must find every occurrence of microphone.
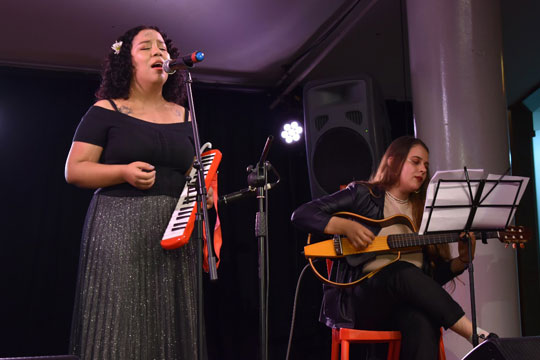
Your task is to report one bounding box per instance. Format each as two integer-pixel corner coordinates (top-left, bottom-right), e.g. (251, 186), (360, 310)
(218, 183), (276, 206)
(163, 51), (205, 74)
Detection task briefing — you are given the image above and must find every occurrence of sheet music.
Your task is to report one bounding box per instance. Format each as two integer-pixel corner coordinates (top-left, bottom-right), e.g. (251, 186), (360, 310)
(418, 169), (529, 234)
(473, 174), (529, 229)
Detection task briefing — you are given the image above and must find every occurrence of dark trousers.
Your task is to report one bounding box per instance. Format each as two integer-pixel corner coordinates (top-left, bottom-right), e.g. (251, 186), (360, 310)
(345, 261), (465, 359)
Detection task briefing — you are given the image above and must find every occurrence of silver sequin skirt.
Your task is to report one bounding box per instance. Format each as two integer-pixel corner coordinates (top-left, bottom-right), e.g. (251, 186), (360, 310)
(70, 194), (200, 360)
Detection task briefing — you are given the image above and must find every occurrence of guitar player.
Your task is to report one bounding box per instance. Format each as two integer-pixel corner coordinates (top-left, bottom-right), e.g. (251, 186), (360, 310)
(291, 136), (496, 359)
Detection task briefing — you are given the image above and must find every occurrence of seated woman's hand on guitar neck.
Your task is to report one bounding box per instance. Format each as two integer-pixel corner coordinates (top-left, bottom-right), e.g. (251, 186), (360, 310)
(451, 232), (477, 273)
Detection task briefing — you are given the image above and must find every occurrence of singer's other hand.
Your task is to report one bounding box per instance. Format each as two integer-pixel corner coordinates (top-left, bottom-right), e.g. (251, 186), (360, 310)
(206, 186), (214, 209)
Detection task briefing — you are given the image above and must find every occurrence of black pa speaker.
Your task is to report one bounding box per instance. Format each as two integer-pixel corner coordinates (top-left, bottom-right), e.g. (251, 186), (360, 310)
(303, 76), (390, 199)
(462, 336), (540, 360)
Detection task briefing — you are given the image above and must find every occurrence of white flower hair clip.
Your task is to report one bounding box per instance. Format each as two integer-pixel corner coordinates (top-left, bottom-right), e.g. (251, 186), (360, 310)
(111, 41), (123, 55)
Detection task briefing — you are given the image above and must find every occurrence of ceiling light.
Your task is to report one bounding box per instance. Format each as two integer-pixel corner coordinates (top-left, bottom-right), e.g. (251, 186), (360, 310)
(280, 121), (303, 144)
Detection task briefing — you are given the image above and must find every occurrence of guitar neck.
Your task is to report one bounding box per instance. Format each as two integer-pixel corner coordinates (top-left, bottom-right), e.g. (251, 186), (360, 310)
(386, 231), (499, 249)
(304, 214), (527, 259)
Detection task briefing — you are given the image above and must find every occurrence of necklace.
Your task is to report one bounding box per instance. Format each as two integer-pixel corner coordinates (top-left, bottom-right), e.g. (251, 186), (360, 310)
(385, 191), (409, 204)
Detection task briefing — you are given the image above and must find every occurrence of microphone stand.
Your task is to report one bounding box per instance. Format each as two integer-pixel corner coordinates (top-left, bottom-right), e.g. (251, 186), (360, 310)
(183, 70), (217, 360)
(248, 136), (274, 360)
(217, 136), (280, 359)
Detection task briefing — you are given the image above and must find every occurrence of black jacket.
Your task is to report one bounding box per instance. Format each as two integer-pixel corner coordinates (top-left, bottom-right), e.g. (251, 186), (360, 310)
(291, 182), (462, 328)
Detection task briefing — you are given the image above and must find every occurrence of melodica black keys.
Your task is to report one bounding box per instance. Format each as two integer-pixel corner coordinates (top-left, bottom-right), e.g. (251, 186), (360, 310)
(161, 148), (222, 250)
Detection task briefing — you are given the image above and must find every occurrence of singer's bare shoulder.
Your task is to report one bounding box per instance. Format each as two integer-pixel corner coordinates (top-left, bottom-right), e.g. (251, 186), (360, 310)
(169, 102), (191, 123)
(94, 99), (134, 115)
(93, 99), (115, 110)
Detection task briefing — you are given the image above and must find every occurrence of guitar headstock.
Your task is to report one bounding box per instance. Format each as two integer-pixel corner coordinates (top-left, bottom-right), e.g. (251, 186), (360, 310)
(498, 226), (530, 249)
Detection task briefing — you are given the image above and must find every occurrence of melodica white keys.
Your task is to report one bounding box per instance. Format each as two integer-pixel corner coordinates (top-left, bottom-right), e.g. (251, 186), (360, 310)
(161, 148), (222, 250)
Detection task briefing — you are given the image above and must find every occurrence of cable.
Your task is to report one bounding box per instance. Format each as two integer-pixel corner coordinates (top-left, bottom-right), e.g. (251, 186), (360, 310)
(285, 261), (319, 360)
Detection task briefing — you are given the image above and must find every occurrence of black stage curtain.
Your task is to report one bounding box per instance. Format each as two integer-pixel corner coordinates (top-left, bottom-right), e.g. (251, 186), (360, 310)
(0, 66), (328, 359)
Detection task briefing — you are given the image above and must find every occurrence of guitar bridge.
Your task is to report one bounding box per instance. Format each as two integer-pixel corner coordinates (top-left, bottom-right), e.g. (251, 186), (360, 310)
(333, 234), (343, 256)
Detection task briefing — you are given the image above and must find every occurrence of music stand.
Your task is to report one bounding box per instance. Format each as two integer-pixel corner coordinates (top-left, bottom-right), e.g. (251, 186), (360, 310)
(420, 167), (528, 346)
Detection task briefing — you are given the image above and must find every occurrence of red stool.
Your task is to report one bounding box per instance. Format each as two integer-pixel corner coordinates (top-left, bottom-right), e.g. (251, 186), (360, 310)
(331, 327), (446, 360)
(331, 328), (401, 360)
(325, 261), (446, 359)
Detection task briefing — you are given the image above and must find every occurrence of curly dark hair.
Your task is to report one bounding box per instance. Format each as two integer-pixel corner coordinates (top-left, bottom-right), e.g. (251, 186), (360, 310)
(95, 25), (186, 105)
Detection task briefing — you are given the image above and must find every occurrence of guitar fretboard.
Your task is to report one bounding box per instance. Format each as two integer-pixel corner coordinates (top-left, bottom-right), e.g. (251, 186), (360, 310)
(387, 231), (499, 249)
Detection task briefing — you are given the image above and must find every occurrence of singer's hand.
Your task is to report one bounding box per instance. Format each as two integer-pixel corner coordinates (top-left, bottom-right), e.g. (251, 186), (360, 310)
(122, 162), (156, 190)
(206, 187), (214, 209)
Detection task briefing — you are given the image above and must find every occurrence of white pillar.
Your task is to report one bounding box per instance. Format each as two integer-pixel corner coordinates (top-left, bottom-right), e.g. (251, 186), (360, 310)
(406, 0), (518, 359)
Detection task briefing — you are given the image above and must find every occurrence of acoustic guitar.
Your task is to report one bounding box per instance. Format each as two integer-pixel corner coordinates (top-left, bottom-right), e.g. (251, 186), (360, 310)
(304, 212), (529, 287)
